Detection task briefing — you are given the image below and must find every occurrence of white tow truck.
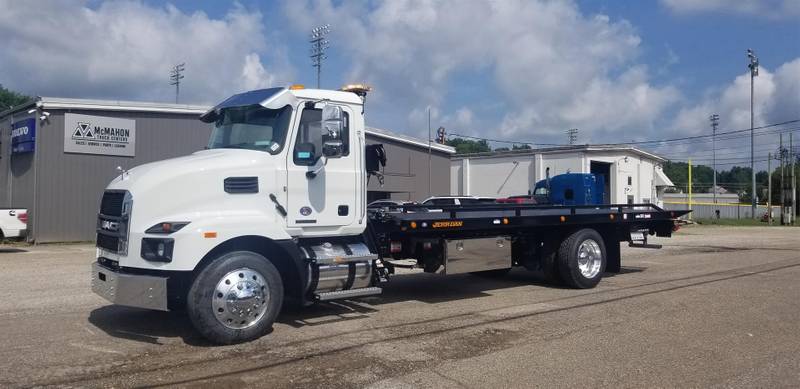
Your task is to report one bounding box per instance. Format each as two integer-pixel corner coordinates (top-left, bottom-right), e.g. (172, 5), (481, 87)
(91, 85), (688, 344)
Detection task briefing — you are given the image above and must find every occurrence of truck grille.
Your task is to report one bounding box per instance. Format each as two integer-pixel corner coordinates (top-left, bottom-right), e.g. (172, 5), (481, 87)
(96, 233), (120, 252)
(96, 190), (131, 254)
(100, 191), (126, 217)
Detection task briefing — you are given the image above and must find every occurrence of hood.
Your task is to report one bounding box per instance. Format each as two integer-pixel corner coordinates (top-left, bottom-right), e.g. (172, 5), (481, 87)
(106, 149), (281, 226)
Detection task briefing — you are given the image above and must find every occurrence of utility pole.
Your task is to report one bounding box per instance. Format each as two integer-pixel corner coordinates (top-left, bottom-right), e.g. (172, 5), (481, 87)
(789, 132), (797, 224)
(780, 134), (785, 224)
(310, 24), (331, 89)
(428, 107), (432, 197)
(710, 114), (719, 203)
(747, 49), (759, 218)
(768, 152), (772, 225)
(169, 63), (185, 104)
(688, 159), (693, 221)
(567, 128), (578, 145)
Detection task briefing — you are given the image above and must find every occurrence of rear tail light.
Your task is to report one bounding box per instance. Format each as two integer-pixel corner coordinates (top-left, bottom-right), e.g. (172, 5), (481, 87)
(390, 241), (402, 253)
(17, 212), (28, 224)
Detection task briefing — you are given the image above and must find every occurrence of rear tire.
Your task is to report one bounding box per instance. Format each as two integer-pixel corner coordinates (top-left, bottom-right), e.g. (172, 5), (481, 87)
(557, 229), (606, 289)
(187, 251), (284, 344)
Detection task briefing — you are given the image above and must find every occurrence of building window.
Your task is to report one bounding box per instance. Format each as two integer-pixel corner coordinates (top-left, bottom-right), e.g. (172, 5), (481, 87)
(627, 176), (632, 185)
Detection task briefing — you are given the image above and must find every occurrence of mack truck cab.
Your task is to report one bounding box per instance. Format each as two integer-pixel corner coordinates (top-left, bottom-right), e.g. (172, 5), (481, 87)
(92, 86), (380, 343)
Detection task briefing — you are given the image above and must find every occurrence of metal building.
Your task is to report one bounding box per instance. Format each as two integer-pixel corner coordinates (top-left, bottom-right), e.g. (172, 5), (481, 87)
(451, 145), (674, 206)
(0, 97), (453, 243)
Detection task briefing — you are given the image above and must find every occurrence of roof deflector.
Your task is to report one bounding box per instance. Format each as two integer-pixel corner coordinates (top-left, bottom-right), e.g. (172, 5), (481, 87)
(199, 87), (298, 122)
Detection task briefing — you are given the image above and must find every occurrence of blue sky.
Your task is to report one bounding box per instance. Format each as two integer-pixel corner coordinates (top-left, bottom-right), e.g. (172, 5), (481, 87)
(2, 0), (798, 166)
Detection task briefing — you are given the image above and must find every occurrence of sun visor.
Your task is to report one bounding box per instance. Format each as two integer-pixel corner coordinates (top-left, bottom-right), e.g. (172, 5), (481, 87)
(199, 87), (297, 122)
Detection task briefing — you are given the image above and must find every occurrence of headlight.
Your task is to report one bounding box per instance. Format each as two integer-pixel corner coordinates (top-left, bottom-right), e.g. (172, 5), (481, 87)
(141, 238), (174, 262)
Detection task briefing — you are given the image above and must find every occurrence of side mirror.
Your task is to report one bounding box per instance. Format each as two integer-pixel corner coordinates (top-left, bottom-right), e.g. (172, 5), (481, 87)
(322, 139), (344, 158)
(321, 105), (344, 141)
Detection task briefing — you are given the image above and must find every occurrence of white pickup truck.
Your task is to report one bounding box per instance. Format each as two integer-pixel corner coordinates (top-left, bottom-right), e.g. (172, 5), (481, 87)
(0, 208), (28, 241)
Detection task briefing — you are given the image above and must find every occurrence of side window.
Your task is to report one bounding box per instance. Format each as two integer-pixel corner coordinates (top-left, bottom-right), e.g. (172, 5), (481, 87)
(564, 189), (574, 200)
(292, 107), (350, 166)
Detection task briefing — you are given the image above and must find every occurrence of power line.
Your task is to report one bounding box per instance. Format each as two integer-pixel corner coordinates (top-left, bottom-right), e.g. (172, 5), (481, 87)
(448, 118), (800, 149)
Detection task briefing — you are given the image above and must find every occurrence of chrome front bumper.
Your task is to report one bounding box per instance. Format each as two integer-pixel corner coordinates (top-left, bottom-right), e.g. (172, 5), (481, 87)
(91, 262), (168, 311)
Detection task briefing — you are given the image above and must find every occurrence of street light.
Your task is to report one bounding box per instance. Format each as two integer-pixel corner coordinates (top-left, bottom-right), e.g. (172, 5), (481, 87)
(747, 49), (759, 218)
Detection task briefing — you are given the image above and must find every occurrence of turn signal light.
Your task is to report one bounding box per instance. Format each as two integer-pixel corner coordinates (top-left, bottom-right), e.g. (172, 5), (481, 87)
(560, 216), (567, 223)
(289, 84), (305, 90)
(145, 222), (189, 234)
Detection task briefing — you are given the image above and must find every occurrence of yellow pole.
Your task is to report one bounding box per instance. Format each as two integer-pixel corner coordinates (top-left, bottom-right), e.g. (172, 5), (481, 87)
(688, 159), (693, 220)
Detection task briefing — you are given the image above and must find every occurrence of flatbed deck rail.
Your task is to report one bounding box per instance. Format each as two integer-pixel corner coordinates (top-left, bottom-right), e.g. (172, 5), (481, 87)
(368, 203), (689, 237)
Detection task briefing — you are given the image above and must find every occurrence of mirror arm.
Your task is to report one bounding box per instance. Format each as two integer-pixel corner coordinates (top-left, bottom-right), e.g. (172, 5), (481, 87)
(306, 156), (328, 179)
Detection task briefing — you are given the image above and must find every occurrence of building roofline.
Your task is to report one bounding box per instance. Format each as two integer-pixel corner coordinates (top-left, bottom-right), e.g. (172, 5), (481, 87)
(0, 96), (455, 154)
(366, 126), (456, 154)
(0, 96), (208, 117)
(451, 144), (666, 162)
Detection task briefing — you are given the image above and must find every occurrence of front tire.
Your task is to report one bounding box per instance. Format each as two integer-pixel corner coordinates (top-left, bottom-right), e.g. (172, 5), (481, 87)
(557, 229), (606, 289)
(187, 251), (284, 344)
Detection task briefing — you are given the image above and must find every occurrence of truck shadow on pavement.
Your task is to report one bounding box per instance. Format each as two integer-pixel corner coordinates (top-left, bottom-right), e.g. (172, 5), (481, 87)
(88, 267), (646, 344)
(0, 247), (27, 253)
(88, 306), (216, 347)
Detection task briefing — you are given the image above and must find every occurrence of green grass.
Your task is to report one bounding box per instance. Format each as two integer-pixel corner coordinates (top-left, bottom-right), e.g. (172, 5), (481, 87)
(694, 218), (798, 227)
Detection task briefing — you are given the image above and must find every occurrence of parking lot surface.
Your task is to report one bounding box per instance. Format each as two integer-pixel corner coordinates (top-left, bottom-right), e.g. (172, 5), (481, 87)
(1, 225), (799, 388)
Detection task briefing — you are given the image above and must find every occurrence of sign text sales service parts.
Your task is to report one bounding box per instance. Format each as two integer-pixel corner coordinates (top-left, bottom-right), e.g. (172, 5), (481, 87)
(64, 113), (135, 157)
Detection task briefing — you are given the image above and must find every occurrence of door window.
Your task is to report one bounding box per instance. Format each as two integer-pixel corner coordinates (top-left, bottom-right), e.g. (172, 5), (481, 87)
(293, 107), (349, 166)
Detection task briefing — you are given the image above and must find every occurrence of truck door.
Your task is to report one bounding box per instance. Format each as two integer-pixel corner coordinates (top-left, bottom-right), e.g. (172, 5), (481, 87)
(286, 104), (357, 228)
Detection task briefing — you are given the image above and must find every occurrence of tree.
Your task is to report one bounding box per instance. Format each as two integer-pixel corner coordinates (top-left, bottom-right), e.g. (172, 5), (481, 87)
(0, 84), (30, 110)
(446, 137), (491, 154)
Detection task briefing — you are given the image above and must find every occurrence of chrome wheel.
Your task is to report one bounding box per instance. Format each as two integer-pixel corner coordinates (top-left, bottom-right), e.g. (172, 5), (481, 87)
(577, 239), (603, 279)
(212, 268), (270, 330)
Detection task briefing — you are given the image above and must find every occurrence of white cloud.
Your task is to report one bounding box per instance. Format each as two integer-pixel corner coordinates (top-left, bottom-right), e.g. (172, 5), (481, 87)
(661, 0), (800, 19)
(670, 57), (800, 134)
(0, 1), (291, 104)
(285, 0), (680, 143)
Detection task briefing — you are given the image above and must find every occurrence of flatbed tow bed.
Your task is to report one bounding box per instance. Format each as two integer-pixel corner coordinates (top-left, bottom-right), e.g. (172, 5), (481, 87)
(367, 203), (688, 287)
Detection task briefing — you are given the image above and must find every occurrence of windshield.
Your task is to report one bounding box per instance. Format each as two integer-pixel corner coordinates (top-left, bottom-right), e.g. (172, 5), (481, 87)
(208, 105), (293, 153)
(534, 186), (549, 196)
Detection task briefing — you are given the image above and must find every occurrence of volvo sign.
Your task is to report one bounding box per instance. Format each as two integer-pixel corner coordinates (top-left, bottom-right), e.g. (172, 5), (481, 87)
(11, 118), (36, 154)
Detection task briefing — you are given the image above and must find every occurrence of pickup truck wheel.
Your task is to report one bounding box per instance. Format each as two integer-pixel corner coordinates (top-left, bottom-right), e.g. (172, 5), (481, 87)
(187, 251), (283, 344)
(557, 229), (606, 289)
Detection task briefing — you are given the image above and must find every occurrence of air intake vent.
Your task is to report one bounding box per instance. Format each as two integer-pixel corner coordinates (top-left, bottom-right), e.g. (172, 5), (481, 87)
(224, 177), (259, 194)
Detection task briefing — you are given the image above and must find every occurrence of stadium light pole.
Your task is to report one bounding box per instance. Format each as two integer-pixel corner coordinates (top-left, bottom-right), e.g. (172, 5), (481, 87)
(310, 24), (331, 89)
(169, 63), (185, 104)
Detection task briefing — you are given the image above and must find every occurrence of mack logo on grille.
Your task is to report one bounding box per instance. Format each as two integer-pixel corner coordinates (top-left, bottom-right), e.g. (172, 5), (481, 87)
(101, 220), (119, 231)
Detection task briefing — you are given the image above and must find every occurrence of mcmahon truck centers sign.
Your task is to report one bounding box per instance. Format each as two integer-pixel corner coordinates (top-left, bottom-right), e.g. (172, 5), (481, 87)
(64, 113), (136, 157)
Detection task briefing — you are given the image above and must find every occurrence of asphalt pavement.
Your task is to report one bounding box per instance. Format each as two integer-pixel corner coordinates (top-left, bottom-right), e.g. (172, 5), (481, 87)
(1, 225), (799, 388)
